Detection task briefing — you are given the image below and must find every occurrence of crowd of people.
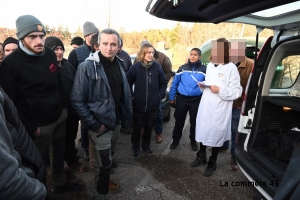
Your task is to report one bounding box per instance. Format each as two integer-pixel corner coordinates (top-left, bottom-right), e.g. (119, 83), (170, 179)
(0, 14), (253, 200)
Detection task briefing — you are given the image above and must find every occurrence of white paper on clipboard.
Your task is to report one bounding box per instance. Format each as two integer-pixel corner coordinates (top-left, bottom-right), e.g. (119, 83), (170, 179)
(191, 75), (211, 87)
(199, 82), (211, 87)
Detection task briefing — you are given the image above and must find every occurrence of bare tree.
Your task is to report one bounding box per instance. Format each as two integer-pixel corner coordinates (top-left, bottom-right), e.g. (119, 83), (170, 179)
(105, 0), (113, 28)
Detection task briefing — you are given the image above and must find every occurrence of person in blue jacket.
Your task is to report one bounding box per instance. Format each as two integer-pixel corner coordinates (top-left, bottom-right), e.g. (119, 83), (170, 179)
(169, 48), (206, 151)
(126, 43), (167, 159)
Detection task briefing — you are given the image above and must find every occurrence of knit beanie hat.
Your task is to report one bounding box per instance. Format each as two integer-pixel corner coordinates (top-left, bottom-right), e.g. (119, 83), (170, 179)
(16, 15), (46, 40)
(83, 21), (99, 37)
(71, 36), (84, 45)
(45, 36), (65, 51)
(140, 40), (151, 47)
(3, 37), (19, 50)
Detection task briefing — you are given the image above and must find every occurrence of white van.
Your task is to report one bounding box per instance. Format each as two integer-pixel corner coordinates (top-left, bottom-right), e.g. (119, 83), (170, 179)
(146, 1), (300, 199)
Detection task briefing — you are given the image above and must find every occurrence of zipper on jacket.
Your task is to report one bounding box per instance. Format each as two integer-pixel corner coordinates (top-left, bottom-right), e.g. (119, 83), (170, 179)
(145, 69), (148, 113)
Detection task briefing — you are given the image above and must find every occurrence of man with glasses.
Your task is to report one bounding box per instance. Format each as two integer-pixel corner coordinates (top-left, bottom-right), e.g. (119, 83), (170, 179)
(0, 15), (80, 194)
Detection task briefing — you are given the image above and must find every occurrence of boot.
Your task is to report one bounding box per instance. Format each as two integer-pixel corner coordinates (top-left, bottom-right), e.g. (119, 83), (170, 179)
(190, 151), (207, 167)
(230, 156), (239, 171)
(108, 180), (121, 194)
(203, 156), (217, 177)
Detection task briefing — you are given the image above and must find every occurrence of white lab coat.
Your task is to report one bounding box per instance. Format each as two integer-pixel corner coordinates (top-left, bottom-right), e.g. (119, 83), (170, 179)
(195, 62), (242, 147)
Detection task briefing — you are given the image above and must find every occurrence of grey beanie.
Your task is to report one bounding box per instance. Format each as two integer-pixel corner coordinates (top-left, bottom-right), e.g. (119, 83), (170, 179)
(16, 15), (46, 40)
(140, 40), (151, 47)
(83, 21), (99, 37)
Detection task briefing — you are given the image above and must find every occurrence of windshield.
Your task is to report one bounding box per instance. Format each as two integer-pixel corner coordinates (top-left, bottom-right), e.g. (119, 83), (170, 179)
(252, 1), (300, 17)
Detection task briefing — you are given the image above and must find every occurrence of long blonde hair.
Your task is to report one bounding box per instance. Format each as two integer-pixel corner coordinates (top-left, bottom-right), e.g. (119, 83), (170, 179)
(136, 43), (154, 62)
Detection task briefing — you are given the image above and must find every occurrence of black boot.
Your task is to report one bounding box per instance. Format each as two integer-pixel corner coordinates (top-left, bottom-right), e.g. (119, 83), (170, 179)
(97, 167), (111, 195)
(190, 151), (207, 167)
(203, 156), (217, 177)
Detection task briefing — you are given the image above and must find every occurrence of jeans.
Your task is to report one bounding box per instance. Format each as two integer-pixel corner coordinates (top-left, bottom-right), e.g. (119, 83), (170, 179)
(154, 100), (163, 134)
(80, 121), (89, 151)
(222, 140), (230, 149)
(231, 108), (241, 157)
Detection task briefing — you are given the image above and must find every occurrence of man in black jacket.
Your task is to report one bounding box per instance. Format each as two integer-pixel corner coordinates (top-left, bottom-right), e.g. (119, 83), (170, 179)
(45, 36), (87, 173)
(0, 15), (80, 194)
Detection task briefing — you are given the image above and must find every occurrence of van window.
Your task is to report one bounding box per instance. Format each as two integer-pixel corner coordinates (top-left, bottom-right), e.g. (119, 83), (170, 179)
(271, 55), (300, 88)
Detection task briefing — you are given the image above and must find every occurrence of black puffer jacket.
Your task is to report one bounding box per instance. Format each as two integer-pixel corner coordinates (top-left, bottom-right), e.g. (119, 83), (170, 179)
(0, 87), (45, 181)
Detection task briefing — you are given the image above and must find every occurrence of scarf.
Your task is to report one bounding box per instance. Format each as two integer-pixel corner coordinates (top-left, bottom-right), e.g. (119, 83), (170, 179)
(141, 61), (153, 69)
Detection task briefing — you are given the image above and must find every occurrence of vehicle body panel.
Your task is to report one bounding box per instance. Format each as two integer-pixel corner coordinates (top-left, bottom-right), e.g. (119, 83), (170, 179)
(146, 1), (300, 199)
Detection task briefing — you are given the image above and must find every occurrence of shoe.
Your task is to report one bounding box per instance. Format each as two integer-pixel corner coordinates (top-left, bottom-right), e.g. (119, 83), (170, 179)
(170, 141), (179, 150)
(203, 156), (217, 177)
(156, 134), (163, 143)
(191, 141), (198, 151)
(190, 152), (207, 167)
(132, 148), (140, 159)
(220, 147), (229, 152)
(108, 180), (121, 194)
(230, 156), (239, 171)
(84, 150), (89, 161)
(142, 147), (154, 155)
(52, 182), (81, 193)
(67, 157), (87, 173)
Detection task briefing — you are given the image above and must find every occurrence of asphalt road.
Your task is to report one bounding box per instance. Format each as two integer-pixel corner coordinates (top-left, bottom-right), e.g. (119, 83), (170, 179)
(47, 108), (261, 200)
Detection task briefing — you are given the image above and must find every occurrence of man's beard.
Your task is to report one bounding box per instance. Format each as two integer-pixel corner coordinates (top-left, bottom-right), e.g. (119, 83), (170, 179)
(23, 40), (45, 54)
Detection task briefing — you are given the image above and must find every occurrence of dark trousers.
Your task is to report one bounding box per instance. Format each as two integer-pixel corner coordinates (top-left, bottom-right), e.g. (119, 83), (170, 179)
(172, 94), (201, 142)
(50, 135), (66, 185)
(81, 121), (89, 151)
(131, 110), (158, 149)
(154, 100), (163, 134)
(65, 116), (79, 165)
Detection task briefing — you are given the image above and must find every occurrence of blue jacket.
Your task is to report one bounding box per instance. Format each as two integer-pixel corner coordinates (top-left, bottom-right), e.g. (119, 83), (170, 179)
(70, 52), (132, 131)
(126, 61), (167, 113)
(169, 60), (206, 100)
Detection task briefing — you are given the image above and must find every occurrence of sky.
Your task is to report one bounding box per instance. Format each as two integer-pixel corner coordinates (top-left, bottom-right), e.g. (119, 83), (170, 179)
(0, 0), (179, 32)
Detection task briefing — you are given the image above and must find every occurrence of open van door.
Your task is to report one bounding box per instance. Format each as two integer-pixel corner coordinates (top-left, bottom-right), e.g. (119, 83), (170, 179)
(146, 1), (300, 199)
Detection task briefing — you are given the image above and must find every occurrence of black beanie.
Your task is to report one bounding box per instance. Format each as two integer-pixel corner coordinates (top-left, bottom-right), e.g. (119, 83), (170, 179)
(3, 37), (19, 50)
(71, 36), (84, 45)
(45, 36), (65, 51)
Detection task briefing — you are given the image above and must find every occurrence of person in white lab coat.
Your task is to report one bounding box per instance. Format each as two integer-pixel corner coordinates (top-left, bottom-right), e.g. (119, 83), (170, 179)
(190, 38), (242, 177)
